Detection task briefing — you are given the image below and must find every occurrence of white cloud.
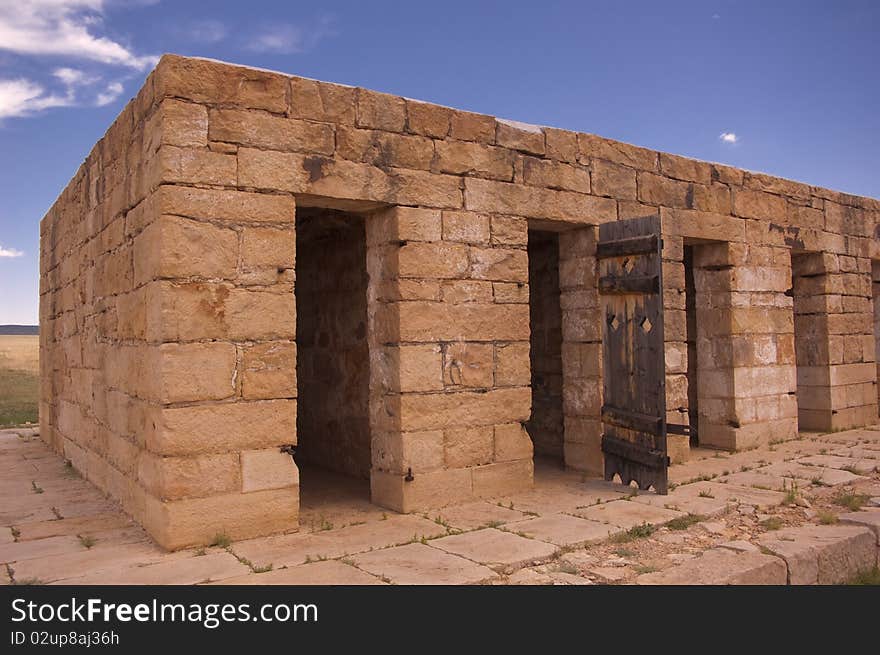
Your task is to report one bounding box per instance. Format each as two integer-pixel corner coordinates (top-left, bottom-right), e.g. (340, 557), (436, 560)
(53, 66), (97, 87)
(0, 245), (24, 258)
(0, 78), (74, 119)
(95, 80), (123, 106)
(720, 132), (738, 144)
(0, 0), (157, 69)
(246, 16), (337, 54)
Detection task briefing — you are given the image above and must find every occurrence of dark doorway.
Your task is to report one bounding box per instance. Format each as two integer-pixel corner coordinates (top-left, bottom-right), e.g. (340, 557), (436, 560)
(684, 245), (699, 446)
(295, 208), (372, 516)
(526, 229), (564, 462)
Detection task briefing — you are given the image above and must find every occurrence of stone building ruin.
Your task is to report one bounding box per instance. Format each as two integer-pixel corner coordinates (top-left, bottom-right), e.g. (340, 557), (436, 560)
(39, 55), (880, 549)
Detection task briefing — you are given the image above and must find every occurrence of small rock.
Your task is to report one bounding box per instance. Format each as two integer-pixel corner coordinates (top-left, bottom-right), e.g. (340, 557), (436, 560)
(794, 497), (811, 508)
(869, 497), (880, 507)
(668, 553), (697, 563)
(803, 508), (817, 519)
(603, 556), (631, 567)
(738, 505), (757, 516)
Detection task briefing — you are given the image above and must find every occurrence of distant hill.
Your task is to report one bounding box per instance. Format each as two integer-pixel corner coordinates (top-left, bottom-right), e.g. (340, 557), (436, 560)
(0, 325), (39, 335)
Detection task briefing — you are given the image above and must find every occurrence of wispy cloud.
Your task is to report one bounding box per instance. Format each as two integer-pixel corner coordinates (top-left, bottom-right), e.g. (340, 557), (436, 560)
(0, 245), (24, 258)
(0, 78), (74, 119)
(95, 80), (124, 106)
(0, 1), (157, 69)
(0, 1), (153, 121)
(719, 132), (738, 144)
(246, 16), (337, 54)
(53, 67), (98, 87)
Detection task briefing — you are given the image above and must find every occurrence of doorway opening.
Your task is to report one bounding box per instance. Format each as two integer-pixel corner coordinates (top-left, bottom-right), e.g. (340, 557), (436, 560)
(295, 208), (373, 528)
(684, 244), (699, 446)
(872, 261), (880, 416)
(790, 251), (826, 431)
(526, 229), (564, 465)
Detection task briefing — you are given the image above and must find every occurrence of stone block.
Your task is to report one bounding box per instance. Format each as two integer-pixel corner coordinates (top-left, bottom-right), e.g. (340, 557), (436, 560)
(155, 55), (288, 112)
(241, 448), (299, 492)
(143, 487), (299, 550)
(356, 88), (406, 132)
(210, 108), (334, 154)
(160, 342), (236, 403)
(494, 423), (533, 462)
(444, 426), (494, 468)
(150, 400), (297, 456)
(241, 342), (297, 400)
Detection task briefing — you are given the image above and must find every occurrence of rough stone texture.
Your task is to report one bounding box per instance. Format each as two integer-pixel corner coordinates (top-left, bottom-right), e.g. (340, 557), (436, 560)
(757, 524), (877, 584)
(39, 53), (880, 548)
(637, 548), (788, 585)
(838, 509), (880, 544)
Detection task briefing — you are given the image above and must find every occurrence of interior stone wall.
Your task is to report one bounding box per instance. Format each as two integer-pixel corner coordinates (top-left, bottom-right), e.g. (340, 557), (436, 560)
(526, 230), (564, 459)
(295, 209), (371, 479)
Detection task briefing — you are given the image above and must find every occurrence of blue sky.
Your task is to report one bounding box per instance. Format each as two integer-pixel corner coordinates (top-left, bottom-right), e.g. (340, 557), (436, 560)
(1, 0), (878, 324)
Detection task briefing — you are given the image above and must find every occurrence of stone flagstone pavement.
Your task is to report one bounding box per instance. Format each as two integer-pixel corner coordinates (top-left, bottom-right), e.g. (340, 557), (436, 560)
(2, 425), (879, 585)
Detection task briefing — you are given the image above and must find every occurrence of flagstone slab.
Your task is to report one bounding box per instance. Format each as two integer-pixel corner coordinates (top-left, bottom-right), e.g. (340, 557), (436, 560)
(717, 471), (791, 491)
(496, 482), (628, 516)
(232, 514), (446, 569)
(429, 528), (558, 569)
(353, 543), (497, 584)
(505, 513), (616, 547)
(796, 454), (878, 474)
(572, 499), (685, 530)
(212, 559), (386, 585)
(229, 532), (330, 570)
(636, 548), (787, 585)
(829, 446), (880, 460)
(0, 535), (82, 564)
(9, 542), (166, 584)
(14, 513), (134, 541)
(60, 551), (249, 585)
(671, 481), (786, 509)
(434, 501), (527, 531)
(632, 491), (731, 517)
(757, 524), (876, 584)
(759, 461), (868, 486)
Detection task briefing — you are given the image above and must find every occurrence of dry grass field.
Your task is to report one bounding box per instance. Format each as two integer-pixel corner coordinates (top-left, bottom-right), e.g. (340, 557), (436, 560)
(0, 335), (39, 427)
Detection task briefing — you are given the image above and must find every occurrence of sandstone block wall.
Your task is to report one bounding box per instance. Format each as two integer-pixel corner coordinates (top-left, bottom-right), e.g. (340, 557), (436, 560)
(40, 54), (880, 547)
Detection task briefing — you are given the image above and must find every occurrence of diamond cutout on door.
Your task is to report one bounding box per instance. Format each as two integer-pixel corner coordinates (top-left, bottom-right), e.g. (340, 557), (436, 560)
(608, 314), (620, 330)
(622, 257), (634, 273)
(641, 316), (653, 333)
